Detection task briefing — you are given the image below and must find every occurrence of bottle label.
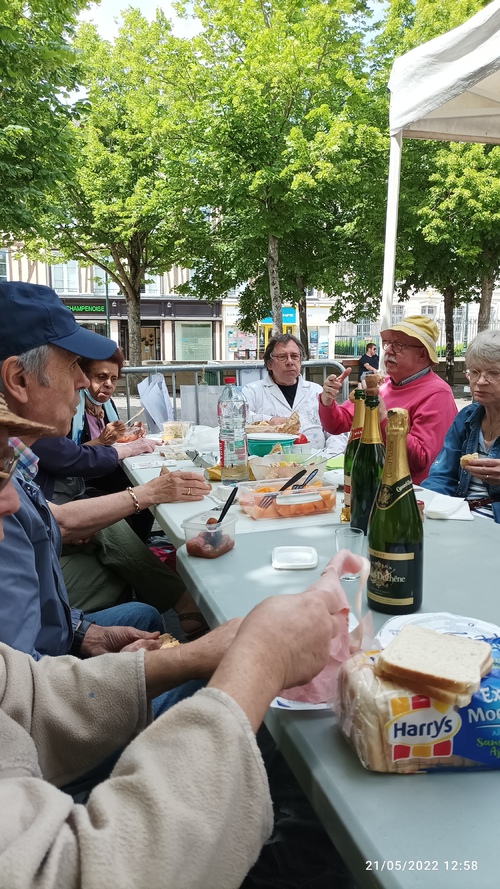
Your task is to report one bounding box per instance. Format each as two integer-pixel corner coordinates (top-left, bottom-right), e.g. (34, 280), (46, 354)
(367, 545), (421, 607)
(219, 437), (248, 467)
(347, 426), (363, 444)
(375, 475), (413, 510)
(344, 475), (351, 508)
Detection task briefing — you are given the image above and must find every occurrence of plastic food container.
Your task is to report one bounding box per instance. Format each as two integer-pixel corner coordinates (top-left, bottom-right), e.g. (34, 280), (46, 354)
(182, 509), (237, 558)
(238, 480), (337, 520)
(116, 424), (144, 443)
(249, 453), (328, 481)
(247, 433), (296, 457)
(162, 421), (192, 442)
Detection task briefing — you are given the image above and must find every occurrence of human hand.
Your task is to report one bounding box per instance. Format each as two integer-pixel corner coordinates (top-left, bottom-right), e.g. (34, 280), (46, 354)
(145, 469), (211, 504)
(80, 623), (161, 657)
(114, 437), (156, 459)
(208, 554), (353, 731)
(98, 420), (127, 445)
(320, 368), (351, 407)
(269, 416), (289, 426)
(378, 394), (388, 425)
(466, 458), (500, 486)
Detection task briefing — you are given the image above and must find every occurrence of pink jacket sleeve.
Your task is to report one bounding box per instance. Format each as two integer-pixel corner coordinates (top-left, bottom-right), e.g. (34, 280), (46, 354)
(317, 394), (354, 435)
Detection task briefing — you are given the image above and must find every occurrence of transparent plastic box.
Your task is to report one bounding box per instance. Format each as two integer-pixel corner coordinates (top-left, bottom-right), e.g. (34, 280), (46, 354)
(162, 421), (192, 442)
(238, 480), (337, 520)
(182, 509), (237, 558)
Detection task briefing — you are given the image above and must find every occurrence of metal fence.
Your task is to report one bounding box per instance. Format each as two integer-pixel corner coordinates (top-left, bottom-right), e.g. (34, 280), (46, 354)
(121, 359), (347, 424)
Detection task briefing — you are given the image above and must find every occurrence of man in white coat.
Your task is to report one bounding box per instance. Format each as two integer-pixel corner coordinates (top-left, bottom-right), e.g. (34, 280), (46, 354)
(243, 334), (347, 455)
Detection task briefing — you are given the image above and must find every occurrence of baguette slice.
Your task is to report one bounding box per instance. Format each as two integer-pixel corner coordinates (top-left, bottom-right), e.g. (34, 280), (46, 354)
(159, 632), (181, 649)
(374, 625), (492, 695)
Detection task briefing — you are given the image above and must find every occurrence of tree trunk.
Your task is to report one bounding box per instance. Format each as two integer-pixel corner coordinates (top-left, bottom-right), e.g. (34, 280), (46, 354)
(124, 290), (143, 396)
(478, 273), (494, 332)
(296, 275), (309, 358)
(267, 233), (282, 335)
(443, 285), (455, 388)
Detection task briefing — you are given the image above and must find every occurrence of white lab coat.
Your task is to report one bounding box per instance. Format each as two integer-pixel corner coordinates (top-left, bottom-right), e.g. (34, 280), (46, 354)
(243, 373), (347, 455)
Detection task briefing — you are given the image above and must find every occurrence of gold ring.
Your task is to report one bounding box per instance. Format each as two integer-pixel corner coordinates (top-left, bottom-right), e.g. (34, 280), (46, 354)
(187, 487), (191, 495)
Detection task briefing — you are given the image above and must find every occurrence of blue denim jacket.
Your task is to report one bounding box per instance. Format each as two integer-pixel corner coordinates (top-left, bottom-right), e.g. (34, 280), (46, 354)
(421, 402), (500, 523)
(0, 473), (82, 659)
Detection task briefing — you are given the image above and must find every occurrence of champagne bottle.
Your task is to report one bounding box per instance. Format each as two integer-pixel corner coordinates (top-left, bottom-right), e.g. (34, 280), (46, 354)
(367, 408), (423, 615)
(350, 381), (385, 534)
(340, 387), (365, 522)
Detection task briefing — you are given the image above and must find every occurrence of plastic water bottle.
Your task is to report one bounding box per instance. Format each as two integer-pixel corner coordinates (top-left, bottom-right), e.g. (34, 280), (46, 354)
(217, 384), (249, 484)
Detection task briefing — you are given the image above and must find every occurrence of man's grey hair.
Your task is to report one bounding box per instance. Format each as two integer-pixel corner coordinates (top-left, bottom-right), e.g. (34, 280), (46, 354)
(465, 329), (500, 367)
(0, 344), (53, 392)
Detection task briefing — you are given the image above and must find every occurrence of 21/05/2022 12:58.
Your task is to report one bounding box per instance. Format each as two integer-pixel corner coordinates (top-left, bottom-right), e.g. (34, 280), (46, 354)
(365, 860), (478, 872)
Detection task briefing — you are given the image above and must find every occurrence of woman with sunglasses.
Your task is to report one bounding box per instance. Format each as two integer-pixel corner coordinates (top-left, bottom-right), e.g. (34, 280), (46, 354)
(421, 330), (500, 520)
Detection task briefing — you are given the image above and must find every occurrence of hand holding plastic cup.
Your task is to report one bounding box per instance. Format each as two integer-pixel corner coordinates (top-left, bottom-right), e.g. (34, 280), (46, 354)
(335, 527), (365, 580)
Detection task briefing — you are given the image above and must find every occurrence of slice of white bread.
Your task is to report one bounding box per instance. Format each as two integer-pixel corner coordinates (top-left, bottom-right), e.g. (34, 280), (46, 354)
(374, 663), (476, 708)
(374, 625), (492, 695)
(460, 452), (479, 469)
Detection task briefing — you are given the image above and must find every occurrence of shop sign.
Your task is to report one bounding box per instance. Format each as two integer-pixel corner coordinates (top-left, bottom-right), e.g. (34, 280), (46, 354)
(260, 307), (296, 324)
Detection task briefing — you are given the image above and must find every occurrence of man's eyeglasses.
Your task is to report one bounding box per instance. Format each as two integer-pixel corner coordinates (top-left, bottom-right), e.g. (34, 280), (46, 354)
(381, 340), (423, 354)
(0, 447), (19, 494)
(271, 353), (302, 363)
(466, 369), (500, 384)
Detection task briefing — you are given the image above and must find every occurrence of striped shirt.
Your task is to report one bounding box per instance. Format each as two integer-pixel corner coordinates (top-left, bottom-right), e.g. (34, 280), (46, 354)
(466, 432), (494, 520)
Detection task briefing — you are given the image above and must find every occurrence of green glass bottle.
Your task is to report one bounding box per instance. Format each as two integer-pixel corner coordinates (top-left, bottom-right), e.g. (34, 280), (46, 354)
(340, 387), (365, 523)
(367, 408), (423, 615)
(350, 382), (385, 535)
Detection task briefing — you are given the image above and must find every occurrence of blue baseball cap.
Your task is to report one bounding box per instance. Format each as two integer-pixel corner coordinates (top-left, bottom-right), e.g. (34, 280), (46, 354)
(0, 281), (116, 361)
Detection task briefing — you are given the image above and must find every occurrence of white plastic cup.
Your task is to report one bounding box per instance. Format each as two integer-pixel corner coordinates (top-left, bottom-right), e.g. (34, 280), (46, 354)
(335, 527), (365, 580)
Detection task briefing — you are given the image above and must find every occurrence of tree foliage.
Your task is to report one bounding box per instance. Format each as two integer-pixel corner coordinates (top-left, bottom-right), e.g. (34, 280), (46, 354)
(170, 0), (382, 334)
(21, 11), (194, 369)
(0, 0), (88, 234)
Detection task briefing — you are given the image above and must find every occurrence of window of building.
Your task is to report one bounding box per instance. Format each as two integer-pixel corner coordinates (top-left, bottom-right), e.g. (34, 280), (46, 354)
(140, 275), (161, 295)
(175, 322), (213, 361)
(391, 304), (405, 325)
(93, 266), (120, 296)
(421, 305), (436, 317)
(0, 249), (7, 282)
(356, 317), (372, 337)
(81, 321), (107, 338)
(51, 260), (79, 293)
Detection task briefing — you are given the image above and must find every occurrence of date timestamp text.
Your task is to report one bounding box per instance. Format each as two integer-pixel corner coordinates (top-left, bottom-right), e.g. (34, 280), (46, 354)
(366, 860), (478, 872)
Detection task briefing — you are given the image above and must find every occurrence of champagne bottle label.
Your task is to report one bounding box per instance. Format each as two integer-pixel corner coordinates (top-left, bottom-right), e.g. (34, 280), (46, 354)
(367, 545), (422, 607)
(375, 475), (412, 510)
(349, 426), (363, 444)
(344, 476), (351, 508)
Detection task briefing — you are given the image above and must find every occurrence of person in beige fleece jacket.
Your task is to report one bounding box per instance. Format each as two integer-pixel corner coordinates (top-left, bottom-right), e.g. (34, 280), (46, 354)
(0, 398), (345, 889)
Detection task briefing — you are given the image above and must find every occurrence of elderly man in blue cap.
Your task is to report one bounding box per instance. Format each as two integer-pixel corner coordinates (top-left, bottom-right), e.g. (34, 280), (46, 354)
(0, 281), (214, 663)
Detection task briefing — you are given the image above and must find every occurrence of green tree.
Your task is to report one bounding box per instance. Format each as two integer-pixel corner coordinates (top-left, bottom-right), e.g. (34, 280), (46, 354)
(171, 0), (373, 335)
(21, 11), (194, 371)
(0, 0), (88, 235)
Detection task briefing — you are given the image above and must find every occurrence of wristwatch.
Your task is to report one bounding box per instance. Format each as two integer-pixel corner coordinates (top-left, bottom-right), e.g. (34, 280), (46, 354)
(70, 618), (94, 658)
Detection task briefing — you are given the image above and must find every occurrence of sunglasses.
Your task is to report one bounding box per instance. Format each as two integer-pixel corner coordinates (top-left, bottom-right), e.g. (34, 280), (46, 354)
(0, 447), (19, 494)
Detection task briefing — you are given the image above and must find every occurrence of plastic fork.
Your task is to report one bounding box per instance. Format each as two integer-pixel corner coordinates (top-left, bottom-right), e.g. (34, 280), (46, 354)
(292, 468), (318, 489)
(260, 469), (307, 509)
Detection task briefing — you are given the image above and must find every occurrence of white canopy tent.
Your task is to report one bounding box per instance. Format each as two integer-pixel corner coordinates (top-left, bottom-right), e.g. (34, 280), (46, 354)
(381, 0), (500, 334)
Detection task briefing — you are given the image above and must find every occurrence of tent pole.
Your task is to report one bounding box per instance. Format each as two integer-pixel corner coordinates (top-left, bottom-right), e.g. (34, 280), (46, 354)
(380, 132), (403, 337)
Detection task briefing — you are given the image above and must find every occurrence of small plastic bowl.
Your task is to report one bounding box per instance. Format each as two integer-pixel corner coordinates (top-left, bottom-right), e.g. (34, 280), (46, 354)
(182, 510), (237, 559)
(247, 433), (296, 457)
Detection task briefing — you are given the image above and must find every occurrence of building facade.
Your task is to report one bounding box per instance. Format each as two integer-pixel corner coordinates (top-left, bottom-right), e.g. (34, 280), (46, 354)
(2, 247), (498, 361)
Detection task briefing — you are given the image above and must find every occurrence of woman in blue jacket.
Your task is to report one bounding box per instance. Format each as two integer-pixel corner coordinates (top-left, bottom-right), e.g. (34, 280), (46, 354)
(421, 329), (500, 521)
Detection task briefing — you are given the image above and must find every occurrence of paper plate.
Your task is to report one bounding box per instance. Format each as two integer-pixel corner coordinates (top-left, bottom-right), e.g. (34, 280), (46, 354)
(375, 612), (500, 649)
